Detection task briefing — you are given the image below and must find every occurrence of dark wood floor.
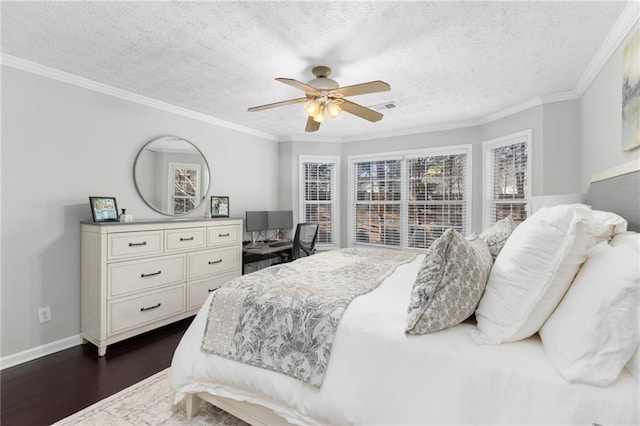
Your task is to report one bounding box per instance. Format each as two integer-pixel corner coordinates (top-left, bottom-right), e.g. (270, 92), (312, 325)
(1, 317), (193, 426)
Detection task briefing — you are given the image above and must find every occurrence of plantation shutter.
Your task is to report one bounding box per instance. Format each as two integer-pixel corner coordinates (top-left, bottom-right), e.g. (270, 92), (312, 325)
(301, 157), (337, 246)
(484, 131), (531, 227)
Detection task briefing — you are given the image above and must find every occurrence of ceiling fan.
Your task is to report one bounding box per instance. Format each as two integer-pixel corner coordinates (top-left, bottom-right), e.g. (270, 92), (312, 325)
(248, 66), (391, 132)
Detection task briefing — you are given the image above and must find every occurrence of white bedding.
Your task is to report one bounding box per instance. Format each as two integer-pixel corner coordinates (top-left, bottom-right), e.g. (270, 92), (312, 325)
(171, 254), (639, 425)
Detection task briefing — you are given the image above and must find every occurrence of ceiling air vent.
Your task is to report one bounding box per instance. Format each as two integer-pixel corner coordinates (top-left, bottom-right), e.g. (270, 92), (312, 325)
(369, 101), (398, 111)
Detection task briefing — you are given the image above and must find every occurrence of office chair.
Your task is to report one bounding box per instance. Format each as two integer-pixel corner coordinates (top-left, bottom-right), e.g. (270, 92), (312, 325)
(276, 222), (319, 264)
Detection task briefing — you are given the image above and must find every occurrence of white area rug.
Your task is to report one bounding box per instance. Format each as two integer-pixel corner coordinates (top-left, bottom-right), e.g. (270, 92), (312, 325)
(53, 368), (248, 425)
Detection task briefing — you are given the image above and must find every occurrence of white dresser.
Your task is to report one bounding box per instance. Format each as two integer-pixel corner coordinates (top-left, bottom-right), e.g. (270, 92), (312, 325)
(81, 218), (242, 356)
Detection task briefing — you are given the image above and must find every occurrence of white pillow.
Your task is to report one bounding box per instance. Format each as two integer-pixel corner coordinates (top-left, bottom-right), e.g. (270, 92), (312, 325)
(611, 232), (640, 381)
(591, 210), (628, 242)
(539, 241), (640, 386)
(611, 231), (640, 252)
(473, 204), (596, 344)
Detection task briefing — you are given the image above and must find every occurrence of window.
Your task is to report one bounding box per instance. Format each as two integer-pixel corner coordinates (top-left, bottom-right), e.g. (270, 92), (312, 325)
(169, 162), (201, 215)
(483, 130), (531, 228)
(300, 156), (339, 247)
(350, 146), (471, 250)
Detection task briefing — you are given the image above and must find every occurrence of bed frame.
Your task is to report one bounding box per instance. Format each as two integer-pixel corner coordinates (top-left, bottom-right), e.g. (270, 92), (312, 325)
(185, 158), (640, 425)
(186, 391), (294, 425)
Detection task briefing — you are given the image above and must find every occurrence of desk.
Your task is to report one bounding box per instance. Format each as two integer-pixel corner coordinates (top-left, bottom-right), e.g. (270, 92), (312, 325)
(242, 243), (293, 273)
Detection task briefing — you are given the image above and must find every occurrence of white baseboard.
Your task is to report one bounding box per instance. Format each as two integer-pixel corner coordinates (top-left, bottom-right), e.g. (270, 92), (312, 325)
(0, 334), (83, 370)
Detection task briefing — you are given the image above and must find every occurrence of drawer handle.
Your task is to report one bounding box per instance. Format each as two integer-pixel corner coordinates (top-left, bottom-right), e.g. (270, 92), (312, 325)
(180, 237), (194, 241)
(208, 259), (223, 265)
(140, 303), (161, 312)
(140, 270), (162, 278)
(218, 233), (230, 237)
(129, 241), (147, 247)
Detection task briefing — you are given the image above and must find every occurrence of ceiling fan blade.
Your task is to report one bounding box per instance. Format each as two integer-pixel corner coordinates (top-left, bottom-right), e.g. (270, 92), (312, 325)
(305, 116), (320, 132)
(340, 99), (384, 122)
(248, 97), (308, 112)
(331, 80), (390, 97)
(276, 78), (321, 96)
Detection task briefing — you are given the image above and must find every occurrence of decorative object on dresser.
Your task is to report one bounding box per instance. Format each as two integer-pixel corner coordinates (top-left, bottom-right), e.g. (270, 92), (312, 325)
(119, 208), (133, 222)
(81, 218), (242, 356)
(89, 196), (119, 222)
(210, 196), (230, 218)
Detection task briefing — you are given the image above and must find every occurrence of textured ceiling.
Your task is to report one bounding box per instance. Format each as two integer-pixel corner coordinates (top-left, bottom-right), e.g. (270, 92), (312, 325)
(0, 1), (630, 141)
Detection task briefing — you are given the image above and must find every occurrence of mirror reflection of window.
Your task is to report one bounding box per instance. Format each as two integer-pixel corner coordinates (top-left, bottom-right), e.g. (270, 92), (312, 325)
(170, 163), (201, 215)
(134, 136), (210, 216)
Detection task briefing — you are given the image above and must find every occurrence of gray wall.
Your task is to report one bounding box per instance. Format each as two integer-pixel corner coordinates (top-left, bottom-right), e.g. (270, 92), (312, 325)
(541, 101), (582, 194)
(1, 66), (280, 357)
(580, 22), (640, 188)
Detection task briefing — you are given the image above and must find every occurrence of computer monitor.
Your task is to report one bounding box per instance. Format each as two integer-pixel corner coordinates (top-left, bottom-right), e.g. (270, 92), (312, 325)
(245, 211), (268, 232)
(245, 211), (268, 247)
(267, 210), (293, 238)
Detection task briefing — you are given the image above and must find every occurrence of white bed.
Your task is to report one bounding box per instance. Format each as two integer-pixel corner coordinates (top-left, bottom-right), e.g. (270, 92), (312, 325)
(171, 161), (640, 425)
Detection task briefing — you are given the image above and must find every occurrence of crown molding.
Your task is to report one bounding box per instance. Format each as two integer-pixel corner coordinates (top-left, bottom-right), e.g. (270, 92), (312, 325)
(345, 90), (580, 144)
(479, 91), (579, 125)
(341, 118), (481, 143)
(540, 91), (580, 105)
(574, 1), (640, 96)
(0, 54), (279, 141)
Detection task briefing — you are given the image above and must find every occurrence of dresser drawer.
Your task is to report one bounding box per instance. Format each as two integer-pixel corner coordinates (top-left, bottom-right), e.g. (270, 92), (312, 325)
(108, 255), (186, 298)
(187, 272), (238, 311)
(208, 224), (241, 247)
(108, 285), (185, 335)
(108, 231), (163, 260)
(188, 246), (241, 280)
(165, 227), (206, 252)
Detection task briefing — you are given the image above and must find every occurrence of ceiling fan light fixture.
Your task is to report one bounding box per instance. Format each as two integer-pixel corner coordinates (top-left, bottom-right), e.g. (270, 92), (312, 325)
(248, 65), (390, 132)
(305, 100), (321, 117)
(326, 101), (342, 119)
(312, 104), (326, 123)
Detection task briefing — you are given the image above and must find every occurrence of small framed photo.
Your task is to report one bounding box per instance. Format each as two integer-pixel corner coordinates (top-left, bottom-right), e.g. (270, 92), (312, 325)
(210, 196), (229, 218)
(89, 196), (119, 222)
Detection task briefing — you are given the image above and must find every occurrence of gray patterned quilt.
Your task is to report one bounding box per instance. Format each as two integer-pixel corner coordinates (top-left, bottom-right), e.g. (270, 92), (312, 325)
(201, 248), (416, 386)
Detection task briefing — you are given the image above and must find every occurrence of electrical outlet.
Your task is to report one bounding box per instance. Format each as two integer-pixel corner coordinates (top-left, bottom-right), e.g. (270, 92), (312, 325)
(38, 306), (52, 324)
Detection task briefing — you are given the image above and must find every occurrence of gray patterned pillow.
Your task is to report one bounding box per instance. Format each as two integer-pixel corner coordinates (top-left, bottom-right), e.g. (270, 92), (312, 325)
(406, 229), (493, 335)
(479, 216), (517, 260)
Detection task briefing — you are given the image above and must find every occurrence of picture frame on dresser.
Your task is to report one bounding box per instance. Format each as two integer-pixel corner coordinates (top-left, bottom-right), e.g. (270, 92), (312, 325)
(89, 196), (119, 222)
(210, 196), (229, 218)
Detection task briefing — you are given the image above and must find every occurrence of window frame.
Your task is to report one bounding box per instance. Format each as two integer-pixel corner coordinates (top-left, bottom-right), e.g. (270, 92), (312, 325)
(482, 129), (532, 229)
(168, 162), (201, 215)
(348, 144), (472, 251)
(299, 155), (340, 249)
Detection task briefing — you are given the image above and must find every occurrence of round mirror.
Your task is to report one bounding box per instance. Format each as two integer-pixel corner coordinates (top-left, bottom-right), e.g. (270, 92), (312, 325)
(134, 136), (210, 216)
